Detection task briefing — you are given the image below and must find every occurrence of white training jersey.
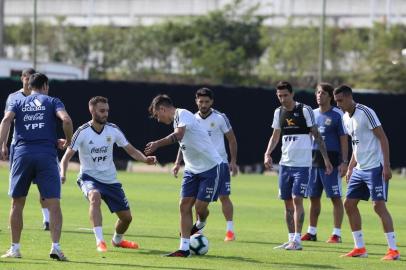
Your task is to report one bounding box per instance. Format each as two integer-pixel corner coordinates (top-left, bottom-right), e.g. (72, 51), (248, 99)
(342, 103), (383, 170)
(174, 108), (222, 174)
(195, 109), (232, 164)
(271, 102), (315, 167)
(70, 122), (129, 184)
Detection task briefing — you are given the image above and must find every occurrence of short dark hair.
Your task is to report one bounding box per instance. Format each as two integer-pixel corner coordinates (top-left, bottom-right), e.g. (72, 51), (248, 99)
(28, 73), (48, 90)
(276, 81), (293, 93)
(22, 68), (36, 77)
(317, 82), (334, 105)
(195, 87), (214, 99)
(148, 94), (174, 117)
(89, 96), (108, 107)
(333, 85), (353, 96)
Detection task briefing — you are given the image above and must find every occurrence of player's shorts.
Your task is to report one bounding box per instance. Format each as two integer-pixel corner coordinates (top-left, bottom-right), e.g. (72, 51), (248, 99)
(77, 173), (130, 213)
(9, 153), (61, 199)
(278, 165), (310, 200)
(181, 163), (224, 202)
(306, 167), (342, 198)
(218, 163), (231, 196)
(346, 165), (388, 201)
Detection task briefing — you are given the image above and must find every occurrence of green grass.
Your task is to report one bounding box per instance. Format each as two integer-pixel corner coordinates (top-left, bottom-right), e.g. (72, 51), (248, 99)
(0, 168), (405, 269)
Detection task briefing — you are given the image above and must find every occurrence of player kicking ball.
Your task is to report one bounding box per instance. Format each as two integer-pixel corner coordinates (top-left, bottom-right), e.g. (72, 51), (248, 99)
(60, 96), (156, 252)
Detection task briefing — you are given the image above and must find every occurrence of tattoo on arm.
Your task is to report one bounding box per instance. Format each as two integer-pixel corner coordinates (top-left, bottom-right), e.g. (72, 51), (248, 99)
(170, 134), (178, 144)
(312, 127), (329, 160)
(286, 209), (295, 233)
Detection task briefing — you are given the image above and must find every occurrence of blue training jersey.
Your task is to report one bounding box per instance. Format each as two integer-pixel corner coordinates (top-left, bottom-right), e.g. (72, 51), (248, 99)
(312, 107), (346, 167)
(4, 90), (27, 145)
(7, 93), (65, 158)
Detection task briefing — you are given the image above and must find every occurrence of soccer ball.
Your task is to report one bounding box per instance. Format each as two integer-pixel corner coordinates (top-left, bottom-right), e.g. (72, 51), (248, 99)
(189, 234), (209, 255)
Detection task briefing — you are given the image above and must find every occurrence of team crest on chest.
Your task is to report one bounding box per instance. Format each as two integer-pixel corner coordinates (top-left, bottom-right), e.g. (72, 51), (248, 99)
(106, 136), (112, 143)
(210, 122), (215, 128)
(324, 117), (332, 126)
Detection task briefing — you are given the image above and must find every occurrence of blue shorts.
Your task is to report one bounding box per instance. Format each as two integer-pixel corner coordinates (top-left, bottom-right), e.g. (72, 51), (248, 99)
(9, 153), (61, 199)
(181, 164), (223, 202)
(218, 163), (231, 196)
(278, 165), (310, 200)
(307, 167), (342, 198)
(77, 174), (130, 213)
(346, 166), (388, 201)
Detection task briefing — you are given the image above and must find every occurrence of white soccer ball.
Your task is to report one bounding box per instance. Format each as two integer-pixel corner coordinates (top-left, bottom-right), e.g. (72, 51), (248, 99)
(189, 234), (209, 255)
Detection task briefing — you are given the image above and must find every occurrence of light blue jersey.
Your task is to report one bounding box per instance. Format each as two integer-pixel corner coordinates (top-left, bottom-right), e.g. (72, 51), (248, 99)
(4, 90), (27, 145)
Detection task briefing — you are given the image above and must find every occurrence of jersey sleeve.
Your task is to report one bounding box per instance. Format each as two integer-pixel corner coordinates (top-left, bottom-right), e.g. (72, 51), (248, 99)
(53, 97), (66, 112)
(4, 94), (12, 113)
(113, 126), (129, 147)
(175, 110), (194, 128)
(70, 128), (85, 151)
(364, 107), (381, 129)
(271, 108), (280, 129)
(219, 113), (232, 134)
(303, 106), (316, 127)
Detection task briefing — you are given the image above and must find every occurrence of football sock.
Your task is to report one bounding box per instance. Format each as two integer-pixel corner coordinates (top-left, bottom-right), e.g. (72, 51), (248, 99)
(308, 226), (317, 235)
(288, 233), (295, 242)
(333, 228), (341, 236)
(42, 208), (49, 223)
(52, 243), (61, 250)
(385, 232), (398, 250)
(93, 226), (104, 244)
(179, 238), (190, 251)
(196, 220), (206, 230)
(11, 243), (20, 252)
(226, 221), (234, 232)
(112, 233), (124, 244)
(352, 230), (365, 248)
(294, 233), (301, 243)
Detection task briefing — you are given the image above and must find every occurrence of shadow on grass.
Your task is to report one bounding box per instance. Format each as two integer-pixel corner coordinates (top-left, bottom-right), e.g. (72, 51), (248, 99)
(238, 240), (286, 246)
(0, 259), (47, 265)
(270, 262), (342, 269)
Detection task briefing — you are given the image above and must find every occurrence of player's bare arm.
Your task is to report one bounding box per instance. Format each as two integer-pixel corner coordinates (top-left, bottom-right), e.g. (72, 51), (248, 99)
(225, 129), (238, 176)
(123, 144), (157, 165)
(372, 126), (392, 181)
(172, 148), (184, 178)
(0, 111), (15, 160)
(56, 110), (74, 148)
(60, 147), (76, 184)
(264, 128), (281, 170)
(145, 126), (186, 155)
(345, 152), (357, 183)
(310, 126), (333, 175)
(339, 134), (349, 177)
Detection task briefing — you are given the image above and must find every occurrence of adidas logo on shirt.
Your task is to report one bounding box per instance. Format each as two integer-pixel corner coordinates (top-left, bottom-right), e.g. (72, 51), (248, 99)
(22, 99), (46, 112)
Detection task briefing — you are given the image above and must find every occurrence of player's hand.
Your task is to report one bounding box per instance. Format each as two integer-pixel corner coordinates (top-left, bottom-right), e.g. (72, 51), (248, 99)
(144, 141), (158, 155)
(383, 164), (392, 182)
(1, 145), (8, 160)
(57, 138), (68, 150)
(324, 160), (333, 175)
(345, 168), (353, 183)
(60, 175), (66, 184)
(264, 155), (272, 170)
(145, 156), (157, 165)
(338, 162), (348, 177)
(229, 162), (238, 177)
(172, 163), (181, 178)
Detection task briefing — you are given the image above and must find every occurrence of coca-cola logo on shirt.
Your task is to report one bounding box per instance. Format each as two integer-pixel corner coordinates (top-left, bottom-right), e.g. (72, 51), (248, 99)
(23, 113), (45, 122)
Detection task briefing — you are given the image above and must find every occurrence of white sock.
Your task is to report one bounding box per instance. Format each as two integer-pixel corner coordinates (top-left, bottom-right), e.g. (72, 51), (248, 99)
(288, 233), (295, 242)
(294, 233), (301, 243)
(52, 243), (60, 250)
(42, 208), (49, 223)
(196, 220), (206, 230)
(385, 232), (397, 250)
(112, 232), (123, 244)
(179, 238), (190, 251)
(93, 226), (104, 244)
(333, 228), (341, 236)
(11, 243), (20, 251)
(308, 226), (317, 235)
(226, 221), (234, 232)
(352, 230), (365, 248)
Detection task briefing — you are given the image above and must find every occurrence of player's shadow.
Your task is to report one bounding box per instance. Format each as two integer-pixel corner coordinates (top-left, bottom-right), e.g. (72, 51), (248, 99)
(203, 254), (263, 264)
(126, 233), (179, 240)
(0, 260), (47, 265)
(237, 239), (286, 246)
(270, 262), (341, 269)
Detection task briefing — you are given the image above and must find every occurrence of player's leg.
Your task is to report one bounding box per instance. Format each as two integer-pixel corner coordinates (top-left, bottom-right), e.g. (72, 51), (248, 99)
(303, 168), (322, 241)
(112, 210), (139, 249)
(368, 166), (399, 260)
(39, 193), (50, 231)
(341, 168), (368, 258)
(218, 163), (234, 241)
(2, 155), (33, 258)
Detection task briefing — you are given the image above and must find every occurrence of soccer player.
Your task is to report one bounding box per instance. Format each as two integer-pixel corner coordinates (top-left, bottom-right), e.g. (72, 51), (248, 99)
(301, 83), (348, 243)
(172, 87), (238, 242)
(0, 73), (73, 260)
(145, 94), (224, 257)
(334, 85), (400, 260)
(2, 68), (51, 231)
(264, 81), (332, 251)
(60, 96), (157, 253)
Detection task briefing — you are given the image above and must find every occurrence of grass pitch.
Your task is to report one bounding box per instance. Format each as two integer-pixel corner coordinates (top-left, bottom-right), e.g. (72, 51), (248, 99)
(0, 168), (405, 270)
